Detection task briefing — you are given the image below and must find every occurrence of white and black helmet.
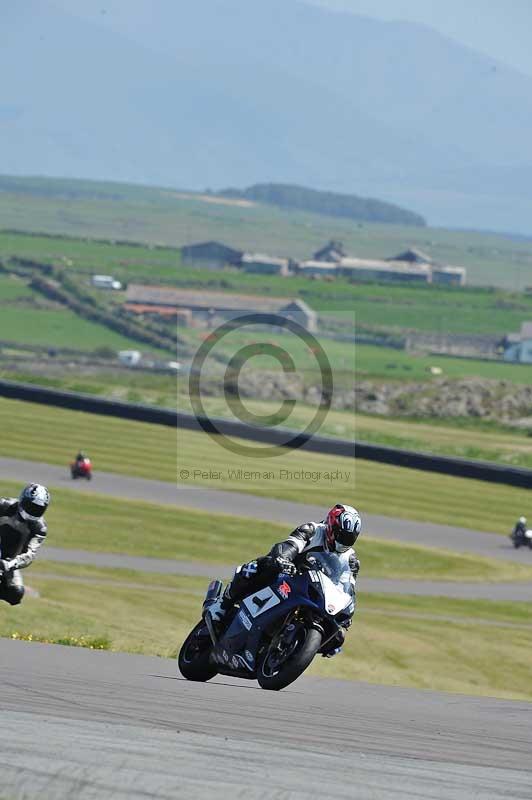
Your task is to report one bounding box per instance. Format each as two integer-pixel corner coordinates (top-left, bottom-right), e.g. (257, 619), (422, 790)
(325, 503), (361, 552)
(19, 483), (50, 520)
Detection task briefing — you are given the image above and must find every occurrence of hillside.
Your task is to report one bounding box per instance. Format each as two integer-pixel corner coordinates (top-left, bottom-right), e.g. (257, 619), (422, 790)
(3, 1), (532, 232)
(0, 176), (530, 290)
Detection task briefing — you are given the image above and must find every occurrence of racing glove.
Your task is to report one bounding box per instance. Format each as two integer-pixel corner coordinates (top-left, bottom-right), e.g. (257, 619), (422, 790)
(349, 553), (360, 578)
(275, 556), (297, 576)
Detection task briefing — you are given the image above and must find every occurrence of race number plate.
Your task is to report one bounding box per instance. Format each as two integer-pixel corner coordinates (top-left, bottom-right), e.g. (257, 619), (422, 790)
(242, 587), (281, 618)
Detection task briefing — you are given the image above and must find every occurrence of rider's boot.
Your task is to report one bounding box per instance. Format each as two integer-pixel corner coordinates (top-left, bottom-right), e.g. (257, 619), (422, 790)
(203, 583), (233, 625)
(321, 627), (346, 658)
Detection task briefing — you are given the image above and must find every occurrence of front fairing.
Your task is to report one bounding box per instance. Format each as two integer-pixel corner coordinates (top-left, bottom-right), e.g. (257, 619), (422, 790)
(302, 551), (354, 616)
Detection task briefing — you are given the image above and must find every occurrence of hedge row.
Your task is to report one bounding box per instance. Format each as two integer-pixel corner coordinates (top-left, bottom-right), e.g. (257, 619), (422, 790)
(3, 256), (182, 353)
(30, 274), (175, 354)
(1, 227), (180, 252)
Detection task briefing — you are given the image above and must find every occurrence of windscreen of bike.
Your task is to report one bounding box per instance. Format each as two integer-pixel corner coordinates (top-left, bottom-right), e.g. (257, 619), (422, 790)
(301, 551), (352, 595)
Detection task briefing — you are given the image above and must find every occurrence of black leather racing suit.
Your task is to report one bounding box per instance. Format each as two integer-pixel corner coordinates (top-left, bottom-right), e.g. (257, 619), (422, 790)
(221, 522), (360, 651)
(0, 498), (47, 605)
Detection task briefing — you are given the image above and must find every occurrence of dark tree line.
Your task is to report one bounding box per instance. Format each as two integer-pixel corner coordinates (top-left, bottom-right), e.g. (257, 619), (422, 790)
(218, 183), (426, 227)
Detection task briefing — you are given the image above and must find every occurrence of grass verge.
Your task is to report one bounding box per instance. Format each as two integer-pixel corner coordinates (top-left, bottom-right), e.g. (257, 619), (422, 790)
(1, 562), (530, 701)
(309, 591), (532, 700)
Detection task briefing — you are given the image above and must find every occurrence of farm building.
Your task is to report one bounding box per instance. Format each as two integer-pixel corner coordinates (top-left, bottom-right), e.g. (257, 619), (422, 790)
(123, 303), (192, 326)
(431, 267), (466, 286)
(181, 241), (243, 269)
(297, 260), (338, 278)
(124, 285), (318, 332)
(502, 322), (532, 363)
(278, 299), (318, 332)
(241, 253), (290, 276)
(312, 240), (346, 263)
(297, 244), (465, 285)
(337, 258), (431, 284)
(388, 248), (433, 265)
(387, 248), (466, 285)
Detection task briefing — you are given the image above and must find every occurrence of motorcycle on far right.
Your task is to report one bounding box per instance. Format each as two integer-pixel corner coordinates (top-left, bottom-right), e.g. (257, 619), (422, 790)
(509, 527), (532, 549)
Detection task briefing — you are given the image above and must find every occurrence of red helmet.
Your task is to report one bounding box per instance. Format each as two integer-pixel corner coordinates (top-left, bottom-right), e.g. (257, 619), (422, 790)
(325, 504), (361, 552)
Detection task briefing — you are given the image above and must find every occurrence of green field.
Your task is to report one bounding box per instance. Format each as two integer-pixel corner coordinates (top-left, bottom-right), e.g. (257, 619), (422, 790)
(1, 562), (530, 701)
(1, 175), (532, 290)
(0, 272), (34, 301)
(0, 306), (149, 351)
(0, 397), (177, 482)
(0, 397), (530, 534)
(0, 272), (165, 353)
(0, 229), (182, 284)
(354, 343), (532, 383)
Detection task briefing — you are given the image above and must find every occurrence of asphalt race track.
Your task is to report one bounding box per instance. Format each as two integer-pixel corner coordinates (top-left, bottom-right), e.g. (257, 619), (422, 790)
(2, 640), (531, 800)
(0, 456), (528, 563)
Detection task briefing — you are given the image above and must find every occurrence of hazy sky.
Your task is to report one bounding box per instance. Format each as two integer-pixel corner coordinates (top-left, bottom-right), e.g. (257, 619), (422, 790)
(308, 0), (532, 77)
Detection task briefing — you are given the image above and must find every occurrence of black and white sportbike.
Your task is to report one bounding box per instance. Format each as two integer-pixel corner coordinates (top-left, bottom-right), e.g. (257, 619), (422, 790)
(178, 551), (355, 691)
(510, 527), (532, 549)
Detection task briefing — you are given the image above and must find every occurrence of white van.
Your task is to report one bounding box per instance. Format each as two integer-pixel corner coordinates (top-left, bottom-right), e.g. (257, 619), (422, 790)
(91, 274), (123, 290)
(118, 350), (142, 366)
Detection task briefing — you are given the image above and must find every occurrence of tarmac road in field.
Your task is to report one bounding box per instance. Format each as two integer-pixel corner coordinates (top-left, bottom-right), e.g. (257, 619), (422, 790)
(2, 639), (531, 800)
(1, 456), (528, 564)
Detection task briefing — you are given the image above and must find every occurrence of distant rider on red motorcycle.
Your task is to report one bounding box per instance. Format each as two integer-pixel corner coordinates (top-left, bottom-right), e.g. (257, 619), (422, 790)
(205, 503), (361, 658)
(75, 451), (88, 468)
(71, 452), (92, 480)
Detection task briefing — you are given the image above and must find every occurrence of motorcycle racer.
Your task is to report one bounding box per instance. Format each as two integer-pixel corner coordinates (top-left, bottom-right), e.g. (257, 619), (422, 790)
(205, 503), (361, 657)
(513, 516), (527, 539)
(0, 484), (49, 605)
(75, 451), (88, 467)
(71, 452), (92, 480)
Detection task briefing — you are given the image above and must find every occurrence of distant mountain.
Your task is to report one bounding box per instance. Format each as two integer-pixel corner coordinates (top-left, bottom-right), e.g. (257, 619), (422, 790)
(2, 0), (532, 232)
(219, 184), (426, 226)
